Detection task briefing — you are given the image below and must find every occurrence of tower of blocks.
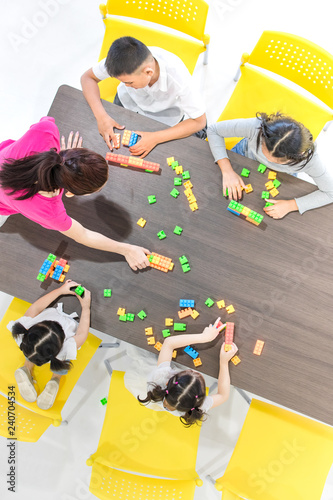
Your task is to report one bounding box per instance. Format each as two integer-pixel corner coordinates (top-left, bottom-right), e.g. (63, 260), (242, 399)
(37, 254), (70, 282)
(227, 200), (264, 226)
(106, 152), (160, 173)
(122, 130), (139, 147)
(147, 252), (174, 272)
(224, 322), (234, 351)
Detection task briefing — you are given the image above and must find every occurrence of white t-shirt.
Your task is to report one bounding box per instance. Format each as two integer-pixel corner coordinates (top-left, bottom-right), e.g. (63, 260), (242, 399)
(7, 303), (79, 361)
(92, 47), (206, 126)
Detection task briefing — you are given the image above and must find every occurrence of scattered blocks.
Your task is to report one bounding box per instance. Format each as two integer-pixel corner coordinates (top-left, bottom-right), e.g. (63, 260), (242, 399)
(170, 188), (180, 198)
(253, 340), (265, 356)
(137, 310), (147, 320)
(226, 305), (235, 314)
(147, 195), (156, 204)
(74, 285), (85, 297)
(157, 230), (167, 240)
(184, 345), (199, 359)
(137, 218), (147, 228)
(103, 289), (112, 297)
(258, 163), (267, 173)
(245, 184), (253, 193)
(162, 329), (171, 338)
(174, 177), (182, 186)
(154, 342), (163, 351)
(231, 355), (241, 366)
(261, 191), (270, 199)
(241, 168), (250, 177)
(174, 323), (187, 332)
(100, 398), (107, 405)
(273, 179), (281, 188)
(216, 300), (225, 309)
(268, 171), (277, 180)
(205, 298), (215, 308)
(165, 318), (173, 326)
(269, 188), (279, 197)
(191, 309), (200, 320)
(193, 357), (202, 367)
(179, 255), (188, 265)
(182, 171), (191, 180)
(173, 226), (183, 235)
(178, 308), (193, 319)
(179, 299), (195, 308)
(117, 307), (126, 316)
(147, 336), (155, 345)
(145, 327), (153, 336)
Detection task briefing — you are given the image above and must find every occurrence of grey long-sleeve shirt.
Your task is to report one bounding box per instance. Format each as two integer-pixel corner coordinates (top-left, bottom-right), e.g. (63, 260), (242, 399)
(207, 117), (333, 214)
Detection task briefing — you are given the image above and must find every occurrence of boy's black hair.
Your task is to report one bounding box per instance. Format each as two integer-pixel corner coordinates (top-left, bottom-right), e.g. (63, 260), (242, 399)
(105, 37), (152, 77)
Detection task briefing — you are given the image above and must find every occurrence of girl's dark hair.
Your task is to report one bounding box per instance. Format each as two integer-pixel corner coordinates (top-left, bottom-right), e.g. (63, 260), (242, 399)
(256, 112), (314, 169)
(12, 320), (72, 373)
(138, 370), (207, 427)
(0, 148), (108, 200)
(106, 37), (152, 77)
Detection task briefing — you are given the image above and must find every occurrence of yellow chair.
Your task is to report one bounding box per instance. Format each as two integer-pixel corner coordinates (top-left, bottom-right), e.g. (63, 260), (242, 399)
(87, 371), (203, 499)
(0, 297), (102, 426)
(98, 0), (210, 103)
(213, 399), (333, 500)
(217, 31), (333, 149)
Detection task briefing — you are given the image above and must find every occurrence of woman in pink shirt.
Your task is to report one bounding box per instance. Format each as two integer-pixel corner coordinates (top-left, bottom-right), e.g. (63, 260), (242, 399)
(0, 117), (149, 270)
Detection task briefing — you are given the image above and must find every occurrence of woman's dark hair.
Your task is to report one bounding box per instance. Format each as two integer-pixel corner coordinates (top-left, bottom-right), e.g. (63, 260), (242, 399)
(138, 370), (207, 427)
(0, 148), (108, 200)
(256, 112), (314, 169)
(106, 37), (152, 77)
(12, 320), (72, 373)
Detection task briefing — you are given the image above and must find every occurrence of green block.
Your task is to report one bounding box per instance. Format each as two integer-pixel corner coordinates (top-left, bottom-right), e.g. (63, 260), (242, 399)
(145, 169), (153, 173)
(119, 315), (127, 322)
(47, 253), (56, 262)
(173, 225), (183, 235)
(174, 177), (182, 186)
(182, 263), (191, 273)
(248, 210), (257, 219)
(265, 202), (274, 207)
(137, 310), (147, 320)
(257, 163), (267, 173)
(261, 191), (270, 199)
(157, 230), (166, 240)
(37, 273), (46, 282)
(103, 289), (112, 297)
(100, 398), (107, 405)
(162, 329), (171, 338)
(273, 179), (281, 188)
(182, 171), (191, 180)
(205, 298), (214, 307)
(74, 285), (85, 296)
(147, 195), (156, 204)
(236, 203), (244, 212)
(228, 200), (238, 210)
(174, 323), (187, 332)
(179, 255), (188, 265)
(170, 188), (180, 198)
(241, 168), (250, 177)
(171, 161), (179, 169)
(225, 188), (228, 197)
(126, 313), (135, 322)
(254, 214), (264, 223)
(148, 255), (154, 263)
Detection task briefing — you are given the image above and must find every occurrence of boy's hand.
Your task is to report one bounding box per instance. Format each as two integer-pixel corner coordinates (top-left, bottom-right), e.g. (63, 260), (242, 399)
(97, 116), (125, 150)
(61, 131), (82, 150)
(263, 199), (298, 219)
(220, 342), (238, 362)
(122, 244), (150, 271)
(223, 170), (246, 200)
(60, 279), (81, 295)
(77, 288), (91, 309)
(201, 317), (225, 342)
(129, 131), (158, 158)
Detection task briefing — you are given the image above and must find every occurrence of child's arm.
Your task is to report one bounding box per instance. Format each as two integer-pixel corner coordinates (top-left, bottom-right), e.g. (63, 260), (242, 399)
(80, 68), (125, 150)
(24, 279), (82, 318)
(157, 318), (225, 365)
(73, 289), (92, 348)
(210, 342), (238, 408)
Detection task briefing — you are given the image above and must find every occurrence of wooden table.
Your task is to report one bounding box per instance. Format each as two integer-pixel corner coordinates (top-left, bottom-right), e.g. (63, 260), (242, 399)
(1, 85), (333, 425)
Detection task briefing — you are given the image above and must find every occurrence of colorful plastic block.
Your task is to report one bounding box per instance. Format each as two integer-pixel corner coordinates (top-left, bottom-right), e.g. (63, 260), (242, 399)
(261, 191), (270, 199)
(184, 188), (193, 198)
(182, 263), (191, 273)
(178, 308), (193, 319)
(148, 252), (174, 273)
(216, 300), (225, 309)
(179, 255), (188, 265)
(191, 309), (200, 320)
(193, 357), (202, 367)
(165, 318), (173, 326)
(241, 168), (250, 177)
(189, 202), (198, 212)
(174, 323), (187, 332)
(170, 188), (180, 198)
(225, 322), (234, 345)
(182, 171), (191, 180)
(117, 307), (126, 316)
(47, 253), (56, 262)
(265, 180), (275, 190)
(172, 350), (177, 359)
(154, 342), (162, 351)
(100, 398), (107, 405)
(126, 313), (135, 322)
(268, 171), (277, 180)
(162, 329), (171, 338)
(37, 273), (46, 282)
(205, 298), (214, 308)
(187, 195), (197, 204)
(119, 315), (127, 322)
(173, 226), (183, 235)
(245, 184), (253, 193)
(253, 340), (265, 356)
(175, 165), (183, 175)
(179, 299), (195, 308)
(167, 157), (175, 166)
(270, 188), (279, 197)
(231, 355), (241, 366)
(157, 230), (166, 240)
(226, 305), (235, 314)
(224, 345), (232, 352)
(265, 202), (274, 207)
(145, 327), (153, 336)
(171, 160), (179, 169)
(183, 180), (193, 189)
(174, 177), (182, 186)
(147, 195), (156, 204)
(74, 285), (85, 296)
(103, 289), (112, 297)
(137, 218), (147, 228)
(106, 152), (160, 173)
(184, 345), (199, 359)
(147, 336), (155, 344)
(258, 163), (267, 173)
(137, 310), (147, 320)
(273, 179), (281, 188)
(112, 133), (120, 149)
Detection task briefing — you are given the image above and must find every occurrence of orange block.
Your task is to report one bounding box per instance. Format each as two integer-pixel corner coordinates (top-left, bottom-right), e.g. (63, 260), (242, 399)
(245, 184), (253, 193)
(113, 133), (120, 149)
(178, 308), (193, 319)
(193, 357), (202, 367)
(154, 342), (163, 351)
(183, 180), (193, 189)
(231, 355), (241, 365)
(253, 340), (265, 356)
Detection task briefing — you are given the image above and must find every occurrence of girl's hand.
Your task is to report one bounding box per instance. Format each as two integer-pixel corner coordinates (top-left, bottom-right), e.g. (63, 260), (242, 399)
(223, 170), (247, 200)
(201, 317), (225, 342)
(77, 288), (91, 309)
(59, 279), (80, 295)
(220, 342), (238, 363)
(61, 131), (83, 150)
(123, 244), (150, 271)
(263, 199), (298, 219)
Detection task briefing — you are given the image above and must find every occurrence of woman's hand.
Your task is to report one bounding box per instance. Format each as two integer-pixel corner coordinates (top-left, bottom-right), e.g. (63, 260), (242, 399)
(200, 317), (225, 342)
(263, 199), (298, 219)
(61, 131), (83, 150)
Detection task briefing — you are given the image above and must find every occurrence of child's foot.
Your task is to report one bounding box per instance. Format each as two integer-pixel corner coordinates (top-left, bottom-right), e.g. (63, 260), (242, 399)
(37, 378), (60, 410)
(14, 366), (37, 402)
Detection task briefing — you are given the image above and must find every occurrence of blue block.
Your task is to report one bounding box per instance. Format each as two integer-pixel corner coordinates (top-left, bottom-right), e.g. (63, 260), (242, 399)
(52, 265), (64, 280)
(39, 259), (52, 274)
(179, 299), (195, 308)
(227, 208), (241, 216)
(184, 345), (199, 359)
(129, 132), (138, 146)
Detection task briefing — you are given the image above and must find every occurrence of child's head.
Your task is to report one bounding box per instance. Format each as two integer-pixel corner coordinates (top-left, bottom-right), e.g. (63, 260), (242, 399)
(138, 369), (207, 427)
(12, 320), (72, 373)
(105, 37), (155, 89)
(0, 148), (108, 200)
(256, 112), (314, 168)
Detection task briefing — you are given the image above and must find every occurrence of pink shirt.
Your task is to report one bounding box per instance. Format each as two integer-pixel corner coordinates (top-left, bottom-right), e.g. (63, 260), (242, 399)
(0, 117), (72, 231)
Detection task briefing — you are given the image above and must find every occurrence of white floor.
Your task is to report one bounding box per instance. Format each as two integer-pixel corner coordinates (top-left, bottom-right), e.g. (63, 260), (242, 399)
(1, 1), (333, 499)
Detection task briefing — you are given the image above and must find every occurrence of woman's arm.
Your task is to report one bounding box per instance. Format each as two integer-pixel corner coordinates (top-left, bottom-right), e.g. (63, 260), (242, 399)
(210, 342), (238, 408)
(73, 289), (91, 348)
(24, 279), (81, 318)
(157, 318), (225, 365)
(61, 219), (150, 271)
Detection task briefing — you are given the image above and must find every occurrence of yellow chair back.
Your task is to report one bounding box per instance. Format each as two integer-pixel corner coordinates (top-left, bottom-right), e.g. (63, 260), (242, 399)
(0, 297), (101, 423)
(215, 399), (333, 500)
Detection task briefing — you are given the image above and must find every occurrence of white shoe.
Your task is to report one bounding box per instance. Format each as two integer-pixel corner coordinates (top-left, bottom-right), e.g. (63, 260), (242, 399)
(15, 367), (37, 403)
(37, 379), (60, 410)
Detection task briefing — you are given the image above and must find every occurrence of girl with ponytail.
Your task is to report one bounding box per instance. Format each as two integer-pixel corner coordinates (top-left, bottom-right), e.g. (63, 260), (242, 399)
(7, 279), (91, 410)
(0, 117), (149, 271)
(137, 318), (238, 427)
(207, 112), (333, 218)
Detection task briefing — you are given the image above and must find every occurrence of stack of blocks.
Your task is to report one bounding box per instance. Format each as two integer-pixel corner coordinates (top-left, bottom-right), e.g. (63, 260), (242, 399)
(106, 152), (160, 173)
(224, 322), (234, 351)
(179, 255), (190, 273)
(122, 130), (139, 147)
(37, 254), (70, 283)
(148, 252), (174, 272)
(227, 200), (264, 226)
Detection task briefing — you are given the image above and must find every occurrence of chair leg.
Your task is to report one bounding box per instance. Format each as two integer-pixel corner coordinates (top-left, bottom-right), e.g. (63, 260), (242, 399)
(234, 386), (251, 405)
(323, 120), (333, 131)
(98, 341), (121, 349)
(104, 358), (113, 376)
(203, 44), (209, 65)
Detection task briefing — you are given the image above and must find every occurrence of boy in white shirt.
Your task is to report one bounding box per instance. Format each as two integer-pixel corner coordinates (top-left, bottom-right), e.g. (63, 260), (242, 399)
(81, 36), (207, 157)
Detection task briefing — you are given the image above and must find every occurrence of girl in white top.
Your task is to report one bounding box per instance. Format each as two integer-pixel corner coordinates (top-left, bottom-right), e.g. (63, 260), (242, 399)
(138, 318), (238, 427)
(8, 279), (91, 410)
